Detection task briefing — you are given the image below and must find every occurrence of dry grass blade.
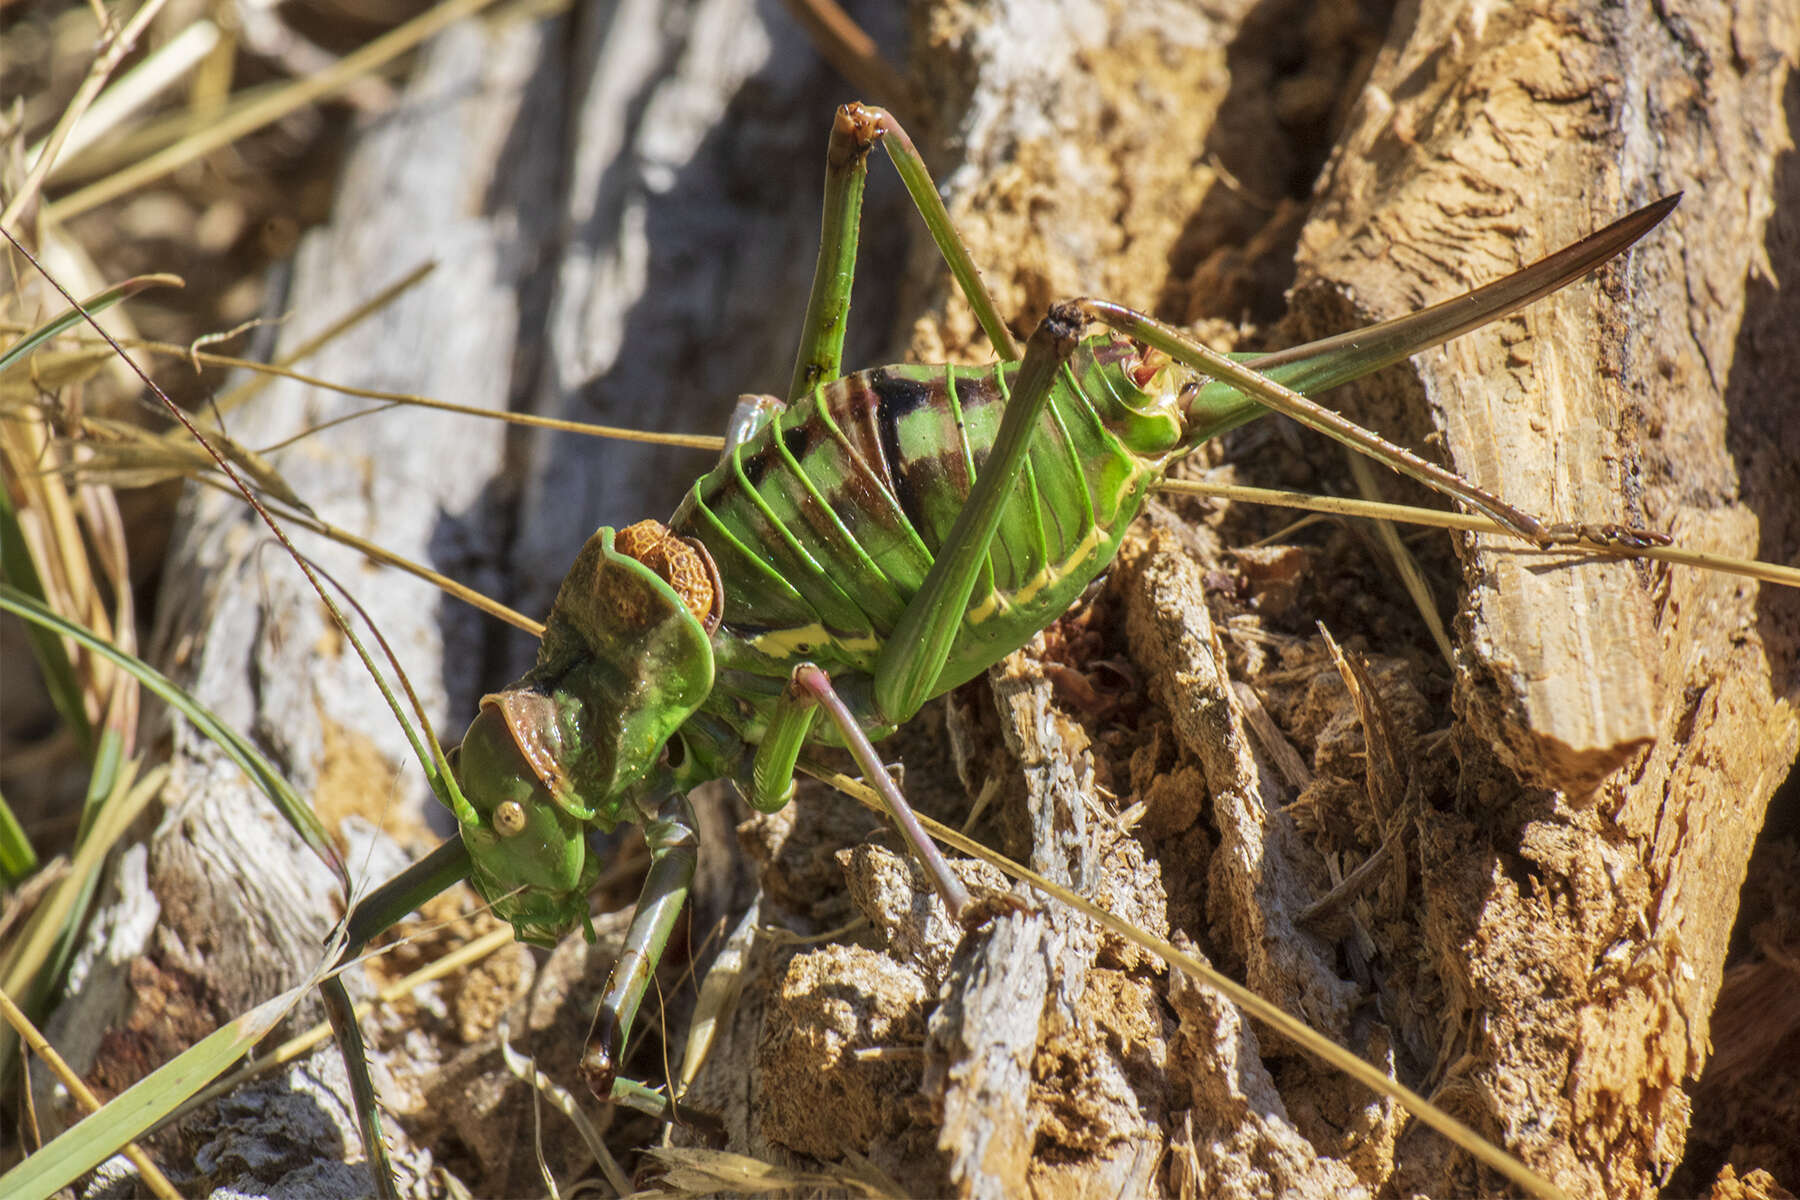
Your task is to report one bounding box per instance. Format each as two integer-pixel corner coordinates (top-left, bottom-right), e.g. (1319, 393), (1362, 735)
(1344, 449), (1454, 667)
(496, 1022), (631, 1197)
(1157, 476), (1800, 589)
(675, 898), (760, 1097)
(30, 332), (728, 450)
(0, 942), (342, 1200)
(208, 261), (437, 418)
(9, 226), (466, 814)
(778, 0), (918, 121)
(639, 1146), (905, 1198)
(1, 0), (171, 226)
(0, 757), (162, 1023)
(801, 764), (1573, 1200)
(44, 0), (514, 223)
(53, 411), (311, 509)
(25, 20), (222, 180)
(0, 268), (169, 787)
(0, 986), (179, 1200)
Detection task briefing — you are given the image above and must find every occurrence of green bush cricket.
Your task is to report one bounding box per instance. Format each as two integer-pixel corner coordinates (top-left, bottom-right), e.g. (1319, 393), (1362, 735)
(12, 90), (1746, 1200)
(328, 101), (1682, 1163)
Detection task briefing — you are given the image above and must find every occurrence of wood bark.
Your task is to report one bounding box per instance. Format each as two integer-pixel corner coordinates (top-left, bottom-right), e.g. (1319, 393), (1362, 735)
(38, 0), (1798, 1197)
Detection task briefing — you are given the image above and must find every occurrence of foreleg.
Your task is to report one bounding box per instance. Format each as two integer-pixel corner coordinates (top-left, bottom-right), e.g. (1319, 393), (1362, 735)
(579, 792), (699, 1098)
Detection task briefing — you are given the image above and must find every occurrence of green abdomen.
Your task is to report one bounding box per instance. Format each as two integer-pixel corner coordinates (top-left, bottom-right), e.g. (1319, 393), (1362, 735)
(668, 339), (1180, 746)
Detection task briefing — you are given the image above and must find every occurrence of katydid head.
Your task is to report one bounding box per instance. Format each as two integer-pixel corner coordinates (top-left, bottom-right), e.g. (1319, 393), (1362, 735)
(445, 522), (720, 944)
(450, 693), (600, 944)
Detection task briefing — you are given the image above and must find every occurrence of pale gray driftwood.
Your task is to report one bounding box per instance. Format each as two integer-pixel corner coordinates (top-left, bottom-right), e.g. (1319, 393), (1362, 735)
(49, 1), (903, 1195)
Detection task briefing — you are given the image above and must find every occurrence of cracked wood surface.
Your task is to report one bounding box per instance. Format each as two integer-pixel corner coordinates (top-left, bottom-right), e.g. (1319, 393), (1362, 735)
(40, 1), (1799, 1197)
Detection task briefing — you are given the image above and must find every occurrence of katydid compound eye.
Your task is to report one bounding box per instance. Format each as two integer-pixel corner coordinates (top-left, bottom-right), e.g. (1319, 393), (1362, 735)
(494, 800), (528, 837)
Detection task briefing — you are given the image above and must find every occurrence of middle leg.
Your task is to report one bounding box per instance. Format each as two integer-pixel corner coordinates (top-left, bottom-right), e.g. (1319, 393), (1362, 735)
(749, 661), (973, 919)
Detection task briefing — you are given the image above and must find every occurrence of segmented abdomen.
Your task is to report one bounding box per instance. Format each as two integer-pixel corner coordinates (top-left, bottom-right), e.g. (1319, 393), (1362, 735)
(668, 337), (1180, 740)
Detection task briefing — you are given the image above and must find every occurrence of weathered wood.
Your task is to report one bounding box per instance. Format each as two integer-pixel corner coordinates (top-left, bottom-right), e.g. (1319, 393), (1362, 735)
(41, 0), (1799, 1196)
(48, 19), (564, 1195)
(1285, 4), (1799, 1195)
(724, 1), (1799, 1198)
(46, 2), (902, 1195)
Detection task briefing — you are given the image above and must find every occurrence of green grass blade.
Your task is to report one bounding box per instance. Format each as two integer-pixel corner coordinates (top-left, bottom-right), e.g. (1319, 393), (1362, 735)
(342, 836), (471, 955)
(315, 838), (476, 1200)
(0, 274), (182, 375)
(0, 964), (325, 1199)
(0, 583), (347, 888)
(0, 480), (94, 763)
(34, 732), (126, 1000)
(73, 725), (125, 847)
(0, 737), (131, 994)
(0, 749), (156, 1084)
(0, 784), (37, 884)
